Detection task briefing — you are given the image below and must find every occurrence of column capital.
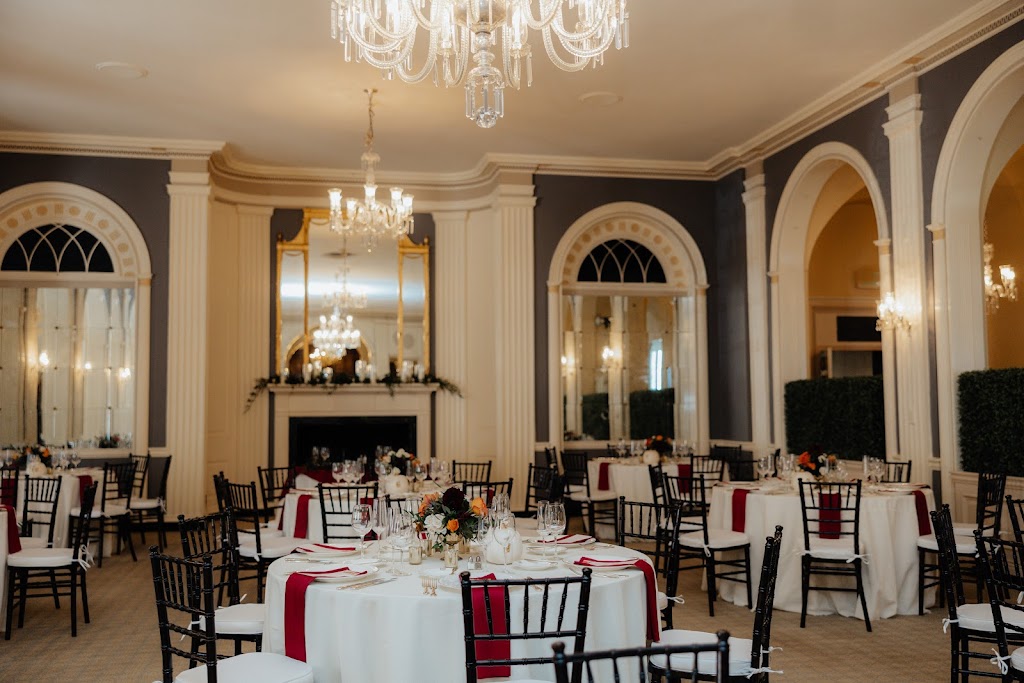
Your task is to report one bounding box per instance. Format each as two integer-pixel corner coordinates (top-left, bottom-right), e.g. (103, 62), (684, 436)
(883, 94), (923, 138)
(927, 223), (946, 241)
(236, 204), (274, 218)
(493, 182), (537, 209)
(431, 210), (470, 226)
(742, 174), (766, 202)
(874, 238), (892, 255)
(167, 170), (211, 196)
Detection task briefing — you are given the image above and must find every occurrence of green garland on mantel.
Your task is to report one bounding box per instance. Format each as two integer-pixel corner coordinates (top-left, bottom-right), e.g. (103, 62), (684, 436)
(245, 372), (462, 412)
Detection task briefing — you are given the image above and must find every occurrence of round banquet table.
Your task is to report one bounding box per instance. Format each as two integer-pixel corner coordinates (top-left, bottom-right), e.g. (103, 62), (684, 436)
(586, 458), (697, 504)
(0, 507), (9, 634)
(707, 482), (936, 620)
(264, 535), (652, 683)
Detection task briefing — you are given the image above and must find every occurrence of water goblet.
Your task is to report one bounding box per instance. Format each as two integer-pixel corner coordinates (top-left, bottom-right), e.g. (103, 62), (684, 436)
(331, 462), (344, 483)
(757, 454), (773, 481)
(311, 447), (321, 468)
(545, 503), (566, 557)
(389, 512), (413, 576)
(412, 462), (427, 491)
(371, 504), (389, 561)
(491, 515), (516, 570)
(70, 450), (81, 470)
(352, 503), (372, 557)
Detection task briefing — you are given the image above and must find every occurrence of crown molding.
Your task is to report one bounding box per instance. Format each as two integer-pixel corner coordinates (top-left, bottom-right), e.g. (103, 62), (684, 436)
(0, 131), (224, 160)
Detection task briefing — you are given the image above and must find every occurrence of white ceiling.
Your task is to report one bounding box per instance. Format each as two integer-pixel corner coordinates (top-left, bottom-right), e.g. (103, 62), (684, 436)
(0, 0), (1002, 174)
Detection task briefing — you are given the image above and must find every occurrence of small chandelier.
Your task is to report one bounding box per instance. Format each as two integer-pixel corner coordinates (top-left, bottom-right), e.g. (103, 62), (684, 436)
(328, 89), (414, 251)
(875, 291), (909, 332)
(983, 240), (1017, 313)
(313, 309), (362, 364)
(329, 0), (630, 128)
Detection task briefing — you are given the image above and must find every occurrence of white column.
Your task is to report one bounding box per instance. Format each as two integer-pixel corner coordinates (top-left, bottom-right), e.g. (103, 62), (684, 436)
(433, 210), (469, 460)
(929, 223), (956, 496)
(743, 174), (771, 453)
(235, 205), (272, 479)
(608, 295), (626, 439)
(133, 277), (152, 455)
(165, 169), (212, 518)
(883, 91), (934, 474)
(874, 238), (899, 458)
(768, 272), (784, 447)
(695, 286), (710, 454)
(494, 184), (536, 502)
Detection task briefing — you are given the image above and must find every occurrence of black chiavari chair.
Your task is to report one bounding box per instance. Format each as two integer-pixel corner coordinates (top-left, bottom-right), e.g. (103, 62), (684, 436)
(452, 460), (492, 483)
(881, 459), (912, 483)
(18, 475), (62, 549)
(521, 463), (562, 517)
(0, 464), (18, 508)
(615, 498), (682, 627)
(690, 455), (725, 488)
(460, 569), (593, 683)
(976, 533), (1024, 681)
(257, 465), (296, 524)
(130, 452), (150, 500)
(551, 633), (731, 683)
(318, 483), (378, 542)
(132, 454), (172, 550)
(544, 445), (560, 471)
(70, 460), (136, 567)
(462, 479), (514, 507)
(222, 480), (301, 602)
(562, 451), (617, 539)
(1007, 495), (1024, 545)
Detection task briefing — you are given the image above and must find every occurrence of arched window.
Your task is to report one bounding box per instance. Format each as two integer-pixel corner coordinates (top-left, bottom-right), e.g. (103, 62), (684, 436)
(1, 223), (115, 273)
(576, 239), (666, 284)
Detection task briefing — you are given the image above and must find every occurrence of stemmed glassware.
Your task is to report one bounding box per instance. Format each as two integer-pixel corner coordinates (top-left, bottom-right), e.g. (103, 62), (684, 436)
(757, 454), (773, 481)
(544, 502), (566, 557)
(535, 500), (551, 543)
(1, 449), (12, 467)
(491, 514), (516, 569)
(331, 462), (344, 483)
(389, 512), (413, 575)
(351, 503), (371, 557)
(412, 462), (427, 491)
(371, 503), (389, 561)
(432, 460), (452, 487)
(69, 449), (81, 470)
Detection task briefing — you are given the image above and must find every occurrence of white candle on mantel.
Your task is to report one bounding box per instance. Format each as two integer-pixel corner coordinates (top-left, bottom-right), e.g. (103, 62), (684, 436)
(105, 405), (112, 438)
(862, 455), (869, 479)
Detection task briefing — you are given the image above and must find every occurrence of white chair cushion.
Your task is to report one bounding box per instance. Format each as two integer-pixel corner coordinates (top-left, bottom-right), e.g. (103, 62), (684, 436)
(952, 523), (996, 538)
(955, 602), (1024, 633)
(130, 498), (162, 510)
(566, 484), (586, 495)
(678, 515), (703, 532)
(651, 629), (754, 677)
(200, 603), (265, 636)
(239, 536), (303, 559)
(1011, 646), (1024, 672)
(173, 652), (314, 683)
(917, 533), (977, 555)
(70, 503), (129, 518)
(18, 536), (48, 550)
(239, 525), (285, 540)
(657, 591), (668, 611)
(568, 490), (618, 503)
(805, 537), (861, 561)
(8, 548), (74, 568)
(678, 528), (748, 550)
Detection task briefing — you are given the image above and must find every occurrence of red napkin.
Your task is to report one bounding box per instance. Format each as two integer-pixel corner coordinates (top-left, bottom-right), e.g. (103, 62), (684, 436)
(598, 462), (611, 491)
(284, 566), (366, 661)
(819, 493), (841, 539)
(294, 466), (335, 484)
(1, 504), (21, 554)
(470, 573), (511, 678)
(292, 494), (312, 539)
(575, 557), (659, 641)
(676, 464), (692, 499)
(77, 475), (93, 502)
(731, 488), (749, 533)
(0, 478), (16, 508)
(912, 489), (931, 536)
(296, 544), (356, 553)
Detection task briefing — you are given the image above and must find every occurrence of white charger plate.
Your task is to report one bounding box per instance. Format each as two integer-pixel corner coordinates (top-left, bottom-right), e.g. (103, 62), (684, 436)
(512, 558), (556, 571)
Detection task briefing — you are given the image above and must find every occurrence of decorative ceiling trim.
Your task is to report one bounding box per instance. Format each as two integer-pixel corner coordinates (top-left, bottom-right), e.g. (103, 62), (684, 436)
(0, 131), (225, 161)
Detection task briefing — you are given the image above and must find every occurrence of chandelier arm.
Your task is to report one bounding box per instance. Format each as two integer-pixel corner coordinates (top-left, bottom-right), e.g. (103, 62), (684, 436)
(520, 0), (565, 31)
(546, 3), (616, 43)
(409, 0), (447, 31)
(502, 34), (522, 90)
(391, 21), (453, 84)
(541, 28), (592, 72)
(342, 1), (419, 44)
(547, 13), (619, 59)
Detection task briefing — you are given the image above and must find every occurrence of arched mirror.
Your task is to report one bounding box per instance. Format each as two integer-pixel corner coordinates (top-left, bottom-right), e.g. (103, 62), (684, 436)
(276, 209), (430, 378)
(0, 182), (152, 451)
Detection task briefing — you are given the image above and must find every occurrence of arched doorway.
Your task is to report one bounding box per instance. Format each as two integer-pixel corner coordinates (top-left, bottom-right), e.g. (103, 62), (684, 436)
(931, 41), (1024, 486)
(546, 202), (710, 452)
(769, 143), (893, 454)
(983, 144), (1024, 368)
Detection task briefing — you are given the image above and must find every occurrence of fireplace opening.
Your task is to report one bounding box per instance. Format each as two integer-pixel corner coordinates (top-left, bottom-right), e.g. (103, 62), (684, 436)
(288, 415), (416, 468)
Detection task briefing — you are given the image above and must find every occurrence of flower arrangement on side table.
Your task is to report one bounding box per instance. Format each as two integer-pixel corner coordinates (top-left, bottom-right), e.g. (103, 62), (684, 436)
(414, 487), (488, 552)
(3, 444), (52, 472)
(645, 435), (673, 456)
(381, 448), (417, 476)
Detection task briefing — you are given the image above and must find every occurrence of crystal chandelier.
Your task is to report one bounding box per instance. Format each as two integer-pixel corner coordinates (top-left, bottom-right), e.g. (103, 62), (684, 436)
(875, 291), (909, 332)
(329, 0), (630, 128)
(328, 89), (414, 251)
(312, 308), (362, 363)
(983, 240), (1017, 313)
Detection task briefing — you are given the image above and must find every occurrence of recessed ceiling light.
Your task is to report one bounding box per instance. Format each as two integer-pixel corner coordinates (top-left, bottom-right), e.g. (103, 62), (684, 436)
(95, 61), (149, 80)
(579, 91), (623, 107)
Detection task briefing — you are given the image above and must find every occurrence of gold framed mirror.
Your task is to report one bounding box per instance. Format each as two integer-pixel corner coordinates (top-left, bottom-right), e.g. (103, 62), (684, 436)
(275, 209), (430, 378)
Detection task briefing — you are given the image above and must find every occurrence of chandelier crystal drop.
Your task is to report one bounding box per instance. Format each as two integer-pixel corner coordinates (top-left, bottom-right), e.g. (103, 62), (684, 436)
(983, 241), (1017, 313)
(329, 0), (630, 128)
(328, 89), (414, 251)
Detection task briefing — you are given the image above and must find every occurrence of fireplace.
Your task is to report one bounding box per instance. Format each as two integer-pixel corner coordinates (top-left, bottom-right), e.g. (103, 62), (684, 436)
(269, 384), (434, 470)
(288, 415), (416, 467)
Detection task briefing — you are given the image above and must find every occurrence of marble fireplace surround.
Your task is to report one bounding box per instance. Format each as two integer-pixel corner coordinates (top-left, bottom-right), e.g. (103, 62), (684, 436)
(269, 384), (434, 468)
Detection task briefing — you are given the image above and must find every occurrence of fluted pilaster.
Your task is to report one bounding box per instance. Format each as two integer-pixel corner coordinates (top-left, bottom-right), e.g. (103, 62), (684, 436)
(742, 174), (771, 451)
(433, 210), (469, 459)
(236, 205), (272, 478)
(884, 92), (934, 473)
(165, 170), (211, 518)
(494, 185), (536, 501)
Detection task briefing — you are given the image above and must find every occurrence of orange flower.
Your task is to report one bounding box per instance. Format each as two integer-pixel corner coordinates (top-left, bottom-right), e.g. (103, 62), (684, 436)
(798, 452), (811, 466)
(418, 493), (439, 516)
(470, 497), (487, 517)
(446, 519), (460, 532)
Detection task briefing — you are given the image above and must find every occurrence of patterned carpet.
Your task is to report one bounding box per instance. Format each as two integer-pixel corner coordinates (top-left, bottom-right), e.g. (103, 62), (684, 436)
(0, 534), (954, 682)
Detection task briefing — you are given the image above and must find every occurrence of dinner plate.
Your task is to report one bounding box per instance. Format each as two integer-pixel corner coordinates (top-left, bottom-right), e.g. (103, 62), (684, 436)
(512, 558), (556, 571)
(439, 570), (499, 591)
(312, 566), (378, 583)
(294, 544), (360, 557)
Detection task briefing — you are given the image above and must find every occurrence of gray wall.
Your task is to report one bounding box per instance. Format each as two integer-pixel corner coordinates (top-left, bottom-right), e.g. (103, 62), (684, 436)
(532, 173), (752, 443)
(0, 153), (170, 446)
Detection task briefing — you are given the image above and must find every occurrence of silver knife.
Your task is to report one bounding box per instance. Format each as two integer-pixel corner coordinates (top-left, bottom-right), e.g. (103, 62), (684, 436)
(336, 577), (397, 591)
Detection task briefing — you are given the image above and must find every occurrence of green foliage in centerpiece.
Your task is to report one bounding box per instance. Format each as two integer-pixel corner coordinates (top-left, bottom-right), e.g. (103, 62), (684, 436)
(959, 368), (1024, 475)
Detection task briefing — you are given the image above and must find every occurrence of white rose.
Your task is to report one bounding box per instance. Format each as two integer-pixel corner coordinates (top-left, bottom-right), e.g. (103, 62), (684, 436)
(396, 448), (407, 458)
(424, 514), (445, 534)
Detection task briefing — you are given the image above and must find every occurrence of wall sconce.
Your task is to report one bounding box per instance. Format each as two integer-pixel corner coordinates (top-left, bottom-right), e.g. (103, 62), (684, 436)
(875, 292), (909, 331)
(117, 367), (132, 381)
(594, 315), (611, 329)
(560, 355), (573, 377)
(38, 351), (50, 368)
(601, 345), (621, 368)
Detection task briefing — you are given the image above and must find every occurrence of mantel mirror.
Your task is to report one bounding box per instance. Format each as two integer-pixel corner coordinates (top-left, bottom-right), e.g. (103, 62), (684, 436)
(276, 208), (430, 379)
(560, 238), (695, 443)
(0, 225), (136, 447)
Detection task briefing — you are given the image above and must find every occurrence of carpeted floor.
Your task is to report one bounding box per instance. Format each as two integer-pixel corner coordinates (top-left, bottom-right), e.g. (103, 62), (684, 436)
(0, 533), (956, 682)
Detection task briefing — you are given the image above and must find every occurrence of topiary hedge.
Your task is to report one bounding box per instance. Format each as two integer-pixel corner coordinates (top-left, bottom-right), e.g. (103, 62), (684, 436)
(629, 389), (674, 439)
(581, 393), (610, 440)
(784, 376), (885, 459)
(958, 368), (1024, 475)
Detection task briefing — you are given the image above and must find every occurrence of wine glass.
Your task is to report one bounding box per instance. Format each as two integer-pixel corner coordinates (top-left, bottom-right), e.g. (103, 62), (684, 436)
(615, 439), (627, 457)
(779, 453), (793, 483)
(389, 512), (413, 576)
(491, 515), (516, 569)
(535, 500), (551, 545)
(1, 449), (11, 467)
(412, 462), (427, 491)
(320, 447), (331, 467)
(352, 503), (371, 557)
(311, 447), (321, 467)
(757, 454), (773, 481)
(69, 450), (81, 470)
(545, 502), (566, 556)
(371, 504), (389, 560)
(491, 492), (510, 522)
(331, 462), (344, 483)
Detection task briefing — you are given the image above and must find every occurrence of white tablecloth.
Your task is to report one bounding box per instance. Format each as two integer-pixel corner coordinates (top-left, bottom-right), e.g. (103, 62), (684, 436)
(264, 538), (651, 683)
(708, 483), (936, 620)
(15, 468), (104, 549)
(280, 484), (445, 542)
(0, 507), (8, 634)
(587, 459), (656, 504)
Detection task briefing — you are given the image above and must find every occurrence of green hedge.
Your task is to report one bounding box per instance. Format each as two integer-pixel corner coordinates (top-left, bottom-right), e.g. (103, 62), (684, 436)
(784, 376), (885, 459)
(629, 389), (674, 439)
(581, 393), (609, 440)
(959, 368), (1024, 475)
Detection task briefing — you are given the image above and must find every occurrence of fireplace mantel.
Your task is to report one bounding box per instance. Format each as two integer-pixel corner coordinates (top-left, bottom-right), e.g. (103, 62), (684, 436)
(269, 384), (435, 467)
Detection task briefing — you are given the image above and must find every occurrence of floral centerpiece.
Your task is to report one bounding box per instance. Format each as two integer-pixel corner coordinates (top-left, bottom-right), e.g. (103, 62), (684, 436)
(97, 433), (124, 449)
(797, 447), (837, 478)
(414, 487), (487, 552)
(381, 447), (417, 475)
(645, 435), (673, 456)
(5, 444), (52, 471)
